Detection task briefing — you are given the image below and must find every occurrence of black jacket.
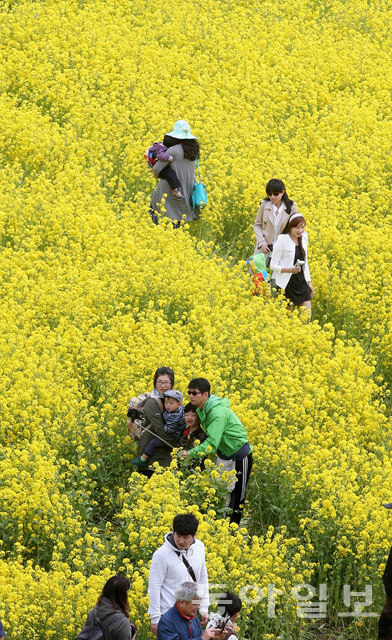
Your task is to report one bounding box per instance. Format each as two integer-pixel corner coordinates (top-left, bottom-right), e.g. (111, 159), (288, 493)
(383, 547), (392, 596)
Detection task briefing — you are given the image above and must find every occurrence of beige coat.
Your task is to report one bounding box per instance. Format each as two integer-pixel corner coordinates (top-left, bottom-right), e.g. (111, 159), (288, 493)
(253, 200), (298, 252)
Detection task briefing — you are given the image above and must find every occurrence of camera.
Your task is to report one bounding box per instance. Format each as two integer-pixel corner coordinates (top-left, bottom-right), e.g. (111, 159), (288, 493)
(127, 407), (141, 421)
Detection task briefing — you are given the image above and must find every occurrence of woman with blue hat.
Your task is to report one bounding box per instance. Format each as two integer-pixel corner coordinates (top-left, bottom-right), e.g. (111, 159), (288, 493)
(149, 120), (201, 227)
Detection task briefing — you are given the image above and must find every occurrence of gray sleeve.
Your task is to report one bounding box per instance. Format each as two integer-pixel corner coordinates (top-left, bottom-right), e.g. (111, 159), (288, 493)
(106, 618), (134, 640)
(143, 398), (164, 431)
(152, 159), (168, 178)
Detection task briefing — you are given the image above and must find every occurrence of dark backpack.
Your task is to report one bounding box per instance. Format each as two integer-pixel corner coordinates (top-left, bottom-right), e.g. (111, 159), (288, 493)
(75, 611), (116, 640)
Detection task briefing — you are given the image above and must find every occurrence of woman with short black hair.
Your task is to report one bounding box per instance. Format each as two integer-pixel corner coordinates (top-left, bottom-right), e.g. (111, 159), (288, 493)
(135, 367), (177, 470)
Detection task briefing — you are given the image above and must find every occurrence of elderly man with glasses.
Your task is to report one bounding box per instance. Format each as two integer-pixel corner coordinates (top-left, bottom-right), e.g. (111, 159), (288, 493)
(184, 378), (253, 525)
(157, 583), (215, 640)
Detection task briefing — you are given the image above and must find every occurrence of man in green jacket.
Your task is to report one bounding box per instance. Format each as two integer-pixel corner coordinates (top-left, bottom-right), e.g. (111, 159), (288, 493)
(185, 378), (253, 524)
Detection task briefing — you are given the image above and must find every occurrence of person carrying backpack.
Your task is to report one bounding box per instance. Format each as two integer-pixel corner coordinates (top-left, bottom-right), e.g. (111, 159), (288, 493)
(129, 367), (178, 472)
(76, 575), (137, 640)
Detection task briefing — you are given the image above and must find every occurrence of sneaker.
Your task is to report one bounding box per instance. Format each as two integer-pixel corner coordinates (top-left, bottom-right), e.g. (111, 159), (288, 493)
(131, 456), (148, 467)
(171, 188), (185, 200)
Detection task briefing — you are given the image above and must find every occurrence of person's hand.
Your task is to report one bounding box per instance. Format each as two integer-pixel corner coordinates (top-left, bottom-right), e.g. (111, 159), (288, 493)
(291, 265), (301, 274)
(200, 613), (209, 626)
(221, 620), (236, 638)
(308, 281), (315, 298)
(259, 242), (271, 254)
(181, 450), (189, 458)
(202, 629), (216, 640)
(168, 155), (174, 162)
(150, 623), (158, 636)
(209, 620), (236, 640)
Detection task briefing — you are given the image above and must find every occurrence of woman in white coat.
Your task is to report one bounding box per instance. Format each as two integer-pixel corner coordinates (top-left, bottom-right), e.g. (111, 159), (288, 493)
(270, 213), (314, 315)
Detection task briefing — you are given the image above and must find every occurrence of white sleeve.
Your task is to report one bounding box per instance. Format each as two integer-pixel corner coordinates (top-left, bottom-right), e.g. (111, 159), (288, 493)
(198, 554), (210, 613)
(270, 236), (285, 273)
(148, 552), (167, 624)
(304, 234), (311, 282)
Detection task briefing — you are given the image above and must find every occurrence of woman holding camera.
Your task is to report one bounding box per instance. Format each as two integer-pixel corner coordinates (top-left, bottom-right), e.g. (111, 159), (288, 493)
(270, 213), (314, 315)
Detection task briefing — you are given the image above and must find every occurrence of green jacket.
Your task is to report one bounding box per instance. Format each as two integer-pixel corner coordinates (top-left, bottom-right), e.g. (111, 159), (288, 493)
(188, 395), (250, 459)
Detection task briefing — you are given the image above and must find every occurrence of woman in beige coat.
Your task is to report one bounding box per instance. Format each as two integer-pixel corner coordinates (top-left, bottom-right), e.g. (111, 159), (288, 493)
(253, 178), (298, 266)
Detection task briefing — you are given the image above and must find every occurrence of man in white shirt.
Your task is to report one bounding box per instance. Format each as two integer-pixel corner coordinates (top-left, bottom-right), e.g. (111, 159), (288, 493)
(148, 513), (209, 635)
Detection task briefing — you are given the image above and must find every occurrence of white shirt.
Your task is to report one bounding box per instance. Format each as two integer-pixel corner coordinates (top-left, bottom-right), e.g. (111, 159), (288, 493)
(273, 203), (286, 244)
(148, 532), (209, 624)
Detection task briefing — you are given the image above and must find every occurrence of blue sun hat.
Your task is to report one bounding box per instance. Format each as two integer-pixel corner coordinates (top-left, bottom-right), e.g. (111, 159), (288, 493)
(384, 503), (392, 509)
(166, 120), (197, 139)
(0, 620), (6, 636)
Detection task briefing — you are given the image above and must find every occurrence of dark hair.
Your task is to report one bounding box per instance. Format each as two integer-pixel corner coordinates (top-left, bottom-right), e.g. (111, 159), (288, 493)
(153, 367), (175, 388)
(184, 403), (198, 413)
(163, 135), (200, 161)
(97, 575), (130, 618)
(283, 214), (306, 260)
(217, 592), (242, 617)
(188, 378), (210, 395)
(173, 513), (199, 536)
(264, 178), (294, 215)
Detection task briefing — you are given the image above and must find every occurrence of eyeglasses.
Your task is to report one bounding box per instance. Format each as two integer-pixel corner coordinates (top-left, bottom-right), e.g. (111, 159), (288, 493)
(188, 391), (202, 396)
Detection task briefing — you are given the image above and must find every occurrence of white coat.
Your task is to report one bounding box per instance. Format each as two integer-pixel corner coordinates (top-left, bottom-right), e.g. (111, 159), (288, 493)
(270, 231), (311, 289)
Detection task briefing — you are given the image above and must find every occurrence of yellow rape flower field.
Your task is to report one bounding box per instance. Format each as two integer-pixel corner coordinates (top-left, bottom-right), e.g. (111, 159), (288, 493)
(0, 0), (392, 638)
